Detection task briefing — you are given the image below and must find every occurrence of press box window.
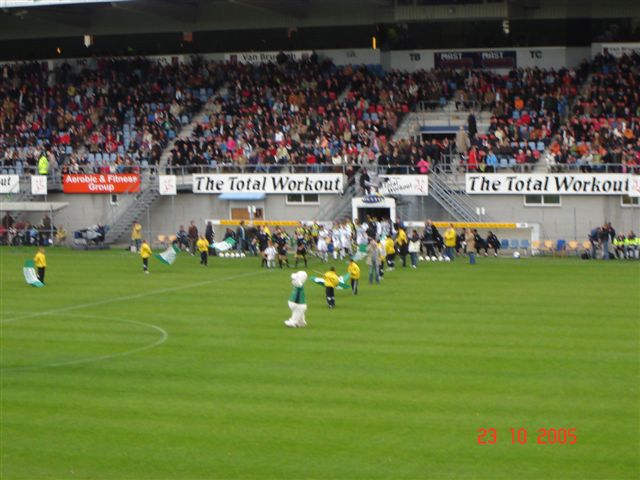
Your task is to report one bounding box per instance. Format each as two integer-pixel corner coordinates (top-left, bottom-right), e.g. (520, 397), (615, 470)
(524, 194), (561, 206)
(286, 194), (319, 204)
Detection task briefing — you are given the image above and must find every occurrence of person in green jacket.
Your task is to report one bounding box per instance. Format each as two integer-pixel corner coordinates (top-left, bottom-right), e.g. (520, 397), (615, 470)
(285, 271), (308, 328)
(38, 151), (49, 175)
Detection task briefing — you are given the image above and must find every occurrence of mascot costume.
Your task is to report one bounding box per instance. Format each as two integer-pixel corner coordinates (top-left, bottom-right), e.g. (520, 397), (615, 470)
(285, 271), (308, 328)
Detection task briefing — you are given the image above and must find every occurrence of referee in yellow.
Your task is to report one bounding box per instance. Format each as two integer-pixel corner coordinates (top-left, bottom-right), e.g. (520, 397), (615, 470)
(34, 246), (47, 284)
(323, 266), (340, 308)
(140, 239), (152, 274)
(197, 235), (209, 266)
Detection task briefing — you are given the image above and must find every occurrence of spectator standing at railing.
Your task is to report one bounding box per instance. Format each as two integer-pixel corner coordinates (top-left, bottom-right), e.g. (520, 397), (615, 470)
(485, 149), (498, 173)
(38, 151), (49, 176)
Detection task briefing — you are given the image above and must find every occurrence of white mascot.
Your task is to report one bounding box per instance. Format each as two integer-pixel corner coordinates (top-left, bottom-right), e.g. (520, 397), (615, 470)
(285, 271), (308, 328)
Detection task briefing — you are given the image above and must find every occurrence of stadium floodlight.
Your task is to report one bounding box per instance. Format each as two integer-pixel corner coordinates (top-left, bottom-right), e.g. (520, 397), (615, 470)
(0, 0), (131, 7)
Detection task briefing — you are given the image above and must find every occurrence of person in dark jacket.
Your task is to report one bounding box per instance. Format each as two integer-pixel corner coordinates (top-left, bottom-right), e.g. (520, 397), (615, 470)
(205, 221), (215, 255)
(598, 223), (611, 260)
(421, 219), (439, 258)
(236, 220), (247, 253)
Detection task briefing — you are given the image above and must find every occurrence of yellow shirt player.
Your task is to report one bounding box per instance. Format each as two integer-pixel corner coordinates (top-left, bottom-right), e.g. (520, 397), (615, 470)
(396, 228), (408, 267)
(34, 246), (47, 284)
(140, 240), (152, 274)
(377, 240), (387, 278)
(347, 259), (360, 295)
(384, 236), (396, 269)
(444, 224), (457, 260)
(323, 266), (340, 308)
(196, 235), (209, 267)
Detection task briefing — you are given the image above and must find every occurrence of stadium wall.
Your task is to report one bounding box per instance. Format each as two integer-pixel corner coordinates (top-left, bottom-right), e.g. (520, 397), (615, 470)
(21, 45), (593, 73)
(26, 193), (638, 243)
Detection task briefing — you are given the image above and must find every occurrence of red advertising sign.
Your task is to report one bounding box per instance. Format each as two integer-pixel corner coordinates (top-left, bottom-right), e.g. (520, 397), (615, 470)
(63, 174), (140, 193)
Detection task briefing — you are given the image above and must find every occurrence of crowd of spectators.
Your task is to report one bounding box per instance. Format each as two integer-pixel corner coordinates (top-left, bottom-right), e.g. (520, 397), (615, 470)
(0, 56), (218, 176)
(455, 53), (640, 173)
(166, 58), (462, 179)
(3, 51), (638, 178)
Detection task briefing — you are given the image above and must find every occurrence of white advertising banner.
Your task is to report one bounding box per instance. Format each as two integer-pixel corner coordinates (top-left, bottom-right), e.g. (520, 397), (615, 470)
(192, 174), (343, 194)
(629, 176), (640, 198)
(0, 174), (19, 194)
(224, 50), (313, 64)
(466, 174), (633, 195)
(158, 175), (177, 196)
(379, 175), (429, 196)
(31, 175), (48, 195)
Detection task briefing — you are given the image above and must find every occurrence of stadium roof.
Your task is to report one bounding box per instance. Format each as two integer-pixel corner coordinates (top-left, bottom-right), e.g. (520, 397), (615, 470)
(0, 0), (637, 41)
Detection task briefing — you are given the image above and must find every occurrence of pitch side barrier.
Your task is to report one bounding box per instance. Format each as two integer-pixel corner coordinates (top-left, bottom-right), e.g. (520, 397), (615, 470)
(206, 219), (541, 254)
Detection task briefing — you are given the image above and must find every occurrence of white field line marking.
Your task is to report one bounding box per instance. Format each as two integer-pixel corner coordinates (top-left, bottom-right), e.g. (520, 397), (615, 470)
(2, 269), (269, 325)
(1, 313), (168, 371)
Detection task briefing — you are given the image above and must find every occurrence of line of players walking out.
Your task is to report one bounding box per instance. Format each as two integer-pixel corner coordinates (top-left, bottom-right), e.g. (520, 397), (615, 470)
(246, 217), (504, 271)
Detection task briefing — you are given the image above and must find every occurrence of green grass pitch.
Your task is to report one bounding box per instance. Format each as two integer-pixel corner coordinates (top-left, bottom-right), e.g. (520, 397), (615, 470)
(1, 247), (638, 479)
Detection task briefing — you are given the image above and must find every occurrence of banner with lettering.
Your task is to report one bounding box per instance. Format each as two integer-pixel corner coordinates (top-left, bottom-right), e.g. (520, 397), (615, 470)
(159, 175), (177, 196)
(0, 175), (19, 194)
(31, 175), (48, 195)
(379, 175), (429, 196)
(465, 174), (633, 195)
(224, 50), (312, 64)
(435, 50), (517, 69)
(63, 174), (140, 194)
(192, 174), (343, 194)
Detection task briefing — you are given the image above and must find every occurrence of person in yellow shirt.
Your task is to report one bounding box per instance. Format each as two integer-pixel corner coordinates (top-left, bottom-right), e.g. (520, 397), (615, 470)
(140, 239), (152, 274)
(384, 236), (396, 270)
(323, 266), (340, 308)
(347, 258), (360, 295)
(196, 235), (209, 266)
(131, 221), (142, 252)
(396, 227), (408, 267)
(444, 224), (457, 261)
(34, 246), (47, 284)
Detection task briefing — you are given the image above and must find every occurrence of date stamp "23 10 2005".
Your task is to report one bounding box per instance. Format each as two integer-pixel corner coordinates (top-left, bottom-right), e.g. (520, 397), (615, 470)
(477, 428), (578, 445)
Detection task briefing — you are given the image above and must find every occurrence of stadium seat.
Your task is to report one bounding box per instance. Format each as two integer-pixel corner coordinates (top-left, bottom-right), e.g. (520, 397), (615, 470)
(567, 240), (579, 256)
(531, 240), (540, 253)
(541, 240), (554, 255)
(554, 239), (567, 256)
(536, 141), (545, 151)
(500, 239), (509, 250)
(509, 239), (519, 250)
(520, 239), (530, 251)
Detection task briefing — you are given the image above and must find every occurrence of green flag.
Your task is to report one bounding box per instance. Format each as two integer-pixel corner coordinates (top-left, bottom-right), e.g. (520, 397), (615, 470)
(23, 260), (44, 288)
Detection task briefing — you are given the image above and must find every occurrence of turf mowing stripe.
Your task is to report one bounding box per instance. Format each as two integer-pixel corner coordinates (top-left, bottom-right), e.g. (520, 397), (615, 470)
(1, 268), (270, 324)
